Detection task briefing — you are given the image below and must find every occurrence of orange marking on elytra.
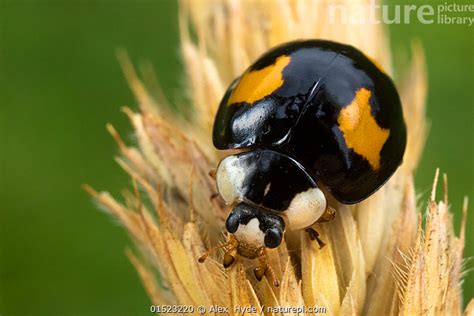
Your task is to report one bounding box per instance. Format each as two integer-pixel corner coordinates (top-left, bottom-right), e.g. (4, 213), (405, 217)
(338, 88), (390, 170)
(228, 55), (291, 105)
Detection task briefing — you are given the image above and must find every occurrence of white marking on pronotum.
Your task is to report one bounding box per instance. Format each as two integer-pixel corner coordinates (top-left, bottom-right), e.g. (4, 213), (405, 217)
(285, 188), (327, 230)
(233, 218), (265, 248)
(216, 155), (245, 204)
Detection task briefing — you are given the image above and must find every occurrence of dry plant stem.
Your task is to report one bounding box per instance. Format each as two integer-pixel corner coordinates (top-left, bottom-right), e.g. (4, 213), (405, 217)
(86, 0), (471, 315)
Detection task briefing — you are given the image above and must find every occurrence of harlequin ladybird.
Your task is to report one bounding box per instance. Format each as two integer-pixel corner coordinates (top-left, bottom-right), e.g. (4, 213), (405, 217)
(199, 40), (406, 286)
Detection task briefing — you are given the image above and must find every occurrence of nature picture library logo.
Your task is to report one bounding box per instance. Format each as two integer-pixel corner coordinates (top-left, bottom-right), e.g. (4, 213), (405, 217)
(329, 1), (474, 26)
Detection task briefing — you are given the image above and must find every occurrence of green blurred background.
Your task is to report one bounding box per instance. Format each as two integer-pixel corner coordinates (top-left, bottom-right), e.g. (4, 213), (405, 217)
(0, 0), (472, 314)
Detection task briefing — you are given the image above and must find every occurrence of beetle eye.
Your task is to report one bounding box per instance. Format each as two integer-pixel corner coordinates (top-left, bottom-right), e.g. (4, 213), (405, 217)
(225, 212), (239, 233)
(264, 228), (282, 248)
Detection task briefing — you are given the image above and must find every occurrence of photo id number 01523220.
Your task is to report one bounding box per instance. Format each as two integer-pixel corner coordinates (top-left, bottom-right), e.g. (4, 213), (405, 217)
(149, 305), (194, 313)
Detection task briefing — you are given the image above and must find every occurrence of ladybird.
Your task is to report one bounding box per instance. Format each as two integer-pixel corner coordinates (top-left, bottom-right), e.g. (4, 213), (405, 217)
(200, 40), (406, 285)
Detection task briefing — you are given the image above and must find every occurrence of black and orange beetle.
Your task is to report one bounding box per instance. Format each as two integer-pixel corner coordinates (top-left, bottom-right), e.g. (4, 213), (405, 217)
(199, 40), (406, 285)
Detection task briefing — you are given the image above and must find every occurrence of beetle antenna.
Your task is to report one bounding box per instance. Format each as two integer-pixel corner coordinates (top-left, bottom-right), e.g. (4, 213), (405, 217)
(198, 243), (228, 263)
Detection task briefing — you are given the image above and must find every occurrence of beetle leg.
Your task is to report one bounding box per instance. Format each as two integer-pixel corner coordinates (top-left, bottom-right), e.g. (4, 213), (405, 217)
(254, 248), (280, 287)
(317, 205), (336, 222)
(223, 247), (238, 268)
(305, 227), (326, 249)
